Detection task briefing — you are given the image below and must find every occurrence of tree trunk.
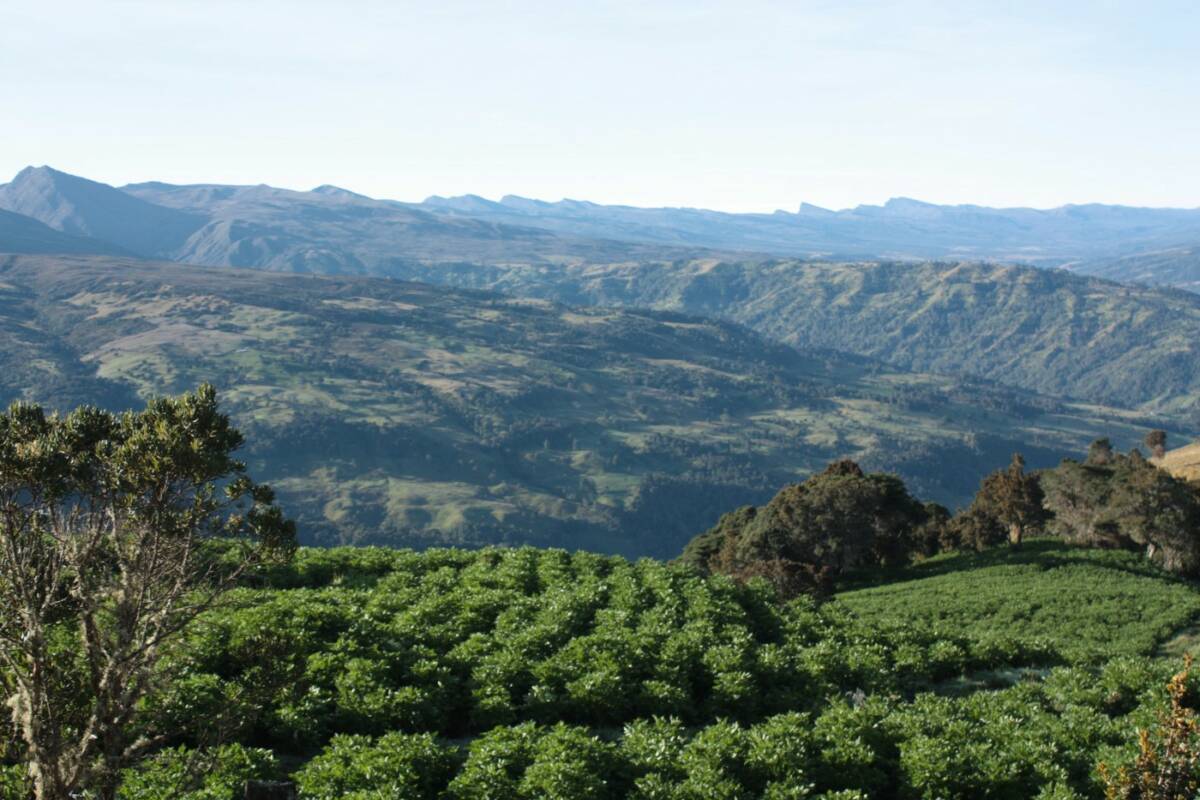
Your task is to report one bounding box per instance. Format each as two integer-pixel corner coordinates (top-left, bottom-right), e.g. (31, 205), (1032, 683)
(1008, 523), (1023, 547)
(31, 766), (72, 800)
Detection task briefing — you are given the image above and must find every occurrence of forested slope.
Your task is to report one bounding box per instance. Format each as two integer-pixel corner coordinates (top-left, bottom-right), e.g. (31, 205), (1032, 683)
(414, 257), (1200, 419)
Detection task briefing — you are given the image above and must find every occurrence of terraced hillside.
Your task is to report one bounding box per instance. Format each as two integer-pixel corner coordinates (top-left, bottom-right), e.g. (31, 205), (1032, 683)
(0, 253), (1171, 555)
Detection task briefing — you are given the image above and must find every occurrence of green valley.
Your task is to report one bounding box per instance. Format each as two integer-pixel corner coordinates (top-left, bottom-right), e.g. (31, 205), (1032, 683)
(0, 253), (1173, 555)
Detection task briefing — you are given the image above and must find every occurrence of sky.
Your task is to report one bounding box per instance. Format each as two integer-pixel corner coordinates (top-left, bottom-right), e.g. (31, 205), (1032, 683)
(2, 0), (1198, 212)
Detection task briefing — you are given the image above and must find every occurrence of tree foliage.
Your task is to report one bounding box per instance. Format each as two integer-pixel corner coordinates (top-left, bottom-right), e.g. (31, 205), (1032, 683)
(971, 453), (1048, 546)
(685, 460), (929, 596)
(1100, 657), (1200, 800)
(0, 385), (294, 800)
(1042, 448), (1200, 574)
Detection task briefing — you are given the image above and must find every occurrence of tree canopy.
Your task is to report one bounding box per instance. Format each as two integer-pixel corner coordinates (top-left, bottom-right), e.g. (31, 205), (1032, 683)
(0, 385), (294, 800)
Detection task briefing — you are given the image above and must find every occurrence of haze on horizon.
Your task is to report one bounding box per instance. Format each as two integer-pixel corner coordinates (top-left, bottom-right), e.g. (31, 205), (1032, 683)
(3, 0), (1198, 213)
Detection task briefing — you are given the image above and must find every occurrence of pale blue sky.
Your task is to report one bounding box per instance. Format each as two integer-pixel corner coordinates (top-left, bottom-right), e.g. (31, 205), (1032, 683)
(3, 0), (1197, 211)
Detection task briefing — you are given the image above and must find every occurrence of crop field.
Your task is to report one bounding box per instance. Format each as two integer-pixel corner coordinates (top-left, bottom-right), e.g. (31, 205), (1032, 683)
(63, 541), (1197, 799)
(836, 540), (1200, 663)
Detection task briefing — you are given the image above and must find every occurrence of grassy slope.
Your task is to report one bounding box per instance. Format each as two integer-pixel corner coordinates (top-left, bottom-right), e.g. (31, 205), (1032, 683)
(836, 540), (1200, 663)
(0, 253), (1176, 555)
(1156, 442), (1200, 482)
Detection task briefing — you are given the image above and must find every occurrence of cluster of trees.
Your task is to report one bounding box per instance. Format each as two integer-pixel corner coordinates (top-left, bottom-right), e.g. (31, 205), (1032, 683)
(679, 460), (938, 595)
(1042, 436), (1200, 573)
(682, 430), (1200, 596)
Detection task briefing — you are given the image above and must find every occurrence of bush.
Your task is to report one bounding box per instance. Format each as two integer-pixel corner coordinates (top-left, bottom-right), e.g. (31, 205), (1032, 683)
(0, 765), (27, 800)
(519, 724), (623, 800)
(293, 732), (457, 800)
(118, 744), (278, 800)
(445, 723), (542, 799)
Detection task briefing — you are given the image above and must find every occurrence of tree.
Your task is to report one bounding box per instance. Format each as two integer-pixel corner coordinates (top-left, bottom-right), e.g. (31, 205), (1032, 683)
(695, 460), (928, 596)
(1146, 430), (1168, 460)
(1100, 657), (1200, 800)
(972, 453), (1046, 547)
(1041, 459), (1121, 547)
(1108, 453), (1200, 573)
(945, 505), (1006, 552)
(1087, 438), (1114, 466)
(0, 385), (295, 800)
(911, 502), (952, 558)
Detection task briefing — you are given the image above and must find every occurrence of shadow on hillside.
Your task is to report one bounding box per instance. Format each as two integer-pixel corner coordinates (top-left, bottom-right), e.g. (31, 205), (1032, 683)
(836, 538), (1188, 593)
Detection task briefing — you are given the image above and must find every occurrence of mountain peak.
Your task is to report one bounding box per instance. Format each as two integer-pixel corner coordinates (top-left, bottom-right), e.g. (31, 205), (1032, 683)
(884, 197), (937, 210)
(10, 164), (93, 190)
(0, 166), (205, 256)
(311, 184), (372, 201)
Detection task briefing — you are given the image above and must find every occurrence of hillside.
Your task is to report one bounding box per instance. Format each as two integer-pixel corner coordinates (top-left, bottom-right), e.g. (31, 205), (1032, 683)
(8, 167), (1200, 420)
(1156, 442), (1200, 482)
(383, 257), (1200, 420)
(0, 207), (129, 256)
(836, 540), (1200, 663)
(0, 166), (207, 256)
(1075, 244), (1200, 292)
(0, 253), (1171, 555)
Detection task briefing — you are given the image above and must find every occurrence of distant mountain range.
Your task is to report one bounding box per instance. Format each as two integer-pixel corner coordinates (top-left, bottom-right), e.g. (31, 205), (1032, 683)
(0, 166), (1196, 550)
(3, 165), (1200, 283)
(420, 192), (1200, 270)
(0, 166), (696, 272)
(1, 165), (1199, 424)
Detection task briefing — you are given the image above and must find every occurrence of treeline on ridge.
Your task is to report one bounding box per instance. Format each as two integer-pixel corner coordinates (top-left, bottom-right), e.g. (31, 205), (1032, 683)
(681, 431), (1200, 595)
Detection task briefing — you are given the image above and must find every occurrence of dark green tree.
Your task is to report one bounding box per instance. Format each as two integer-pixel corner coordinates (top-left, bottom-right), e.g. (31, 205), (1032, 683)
(0, 385), (295, 800)
(1108, 453), (1200, 573)
(912, 502), (952, 557)
(694, 460), (927, 596)
(1041, 459), (1120, 546)
(972, 453), (1047, 547)
(1146, 430), (1169, 460)
(946, 505), (1007, 552)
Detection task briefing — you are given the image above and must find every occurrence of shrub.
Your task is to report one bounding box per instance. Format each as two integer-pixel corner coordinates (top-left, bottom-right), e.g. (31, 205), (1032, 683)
(445, 723), (542, 799)
(519, 724), (624, 800)
(118, 744), (279, 800)
(293, 732), (457, 800)
(1100, 658), (1200, 800)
